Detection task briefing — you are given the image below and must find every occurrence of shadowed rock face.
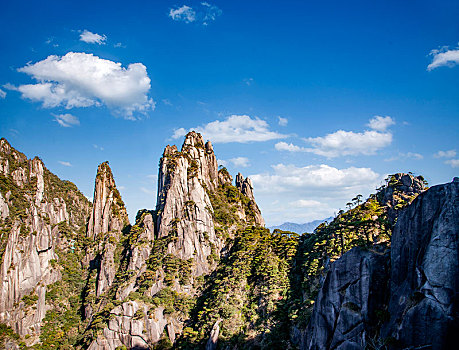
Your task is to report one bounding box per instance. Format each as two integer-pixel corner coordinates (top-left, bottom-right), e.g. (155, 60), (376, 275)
(298, 179), (459, 350)
(299, 246), (390, 350)
(382, 179), (459, 349)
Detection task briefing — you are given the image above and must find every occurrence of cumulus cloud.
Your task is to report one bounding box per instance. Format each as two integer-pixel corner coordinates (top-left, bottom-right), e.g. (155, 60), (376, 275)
(9, 52), (153, 118)
(303, 130), (392, 158)
(0, 89), (6, 99)
(250, 163), (383, 225)
(169, 3), (221, 24)
(53, 113), (80, 127)
(367, 115), (395, 131)
(278, 116), (288, 126)
(172, 115), (287, 143)
(58, 161), (72, 167)
(251, 164), (380, 194)
(427, 45), (459, 71)
(79, 30), (107, 44)
(275, 117), (393, 158)
(434, 149), (456, 158)
(445, 159), (459, 168)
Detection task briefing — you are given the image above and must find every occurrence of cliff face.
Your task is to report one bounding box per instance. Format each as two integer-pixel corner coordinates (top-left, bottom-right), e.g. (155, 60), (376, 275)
(381, 178), (459, 349)
(0, 138), (91, 344)
(297, 179), (458, 349)
(156, 132), (221, 276)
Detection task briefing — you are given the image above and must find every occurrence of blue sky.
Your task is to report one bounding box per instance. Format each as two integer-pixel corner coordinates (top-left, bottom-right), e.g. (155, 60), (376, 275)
(1, 0), (458, 225)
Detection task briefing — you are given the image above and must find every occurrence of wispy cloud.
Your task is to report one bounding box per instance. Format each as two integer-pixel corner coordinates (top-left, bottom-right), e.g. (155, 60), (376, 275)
(434, 149), (456, 158)
(53, 113), (80, 127)
(58, 161), (72, 167)
(243, 78), (254, 86)
(219, 157), (250, 168)
(384, 152), (423, 162)
(140, 186), (155, 195)
(7, 52), (154, 119)
(172, 115), (287, 143)
(0, 89), (6, 99)
(428, 45), (459, 71)
(79, 30), (107, 44)
(278, 116), (288, 126)
(93, 144), (104, 151)
(169, 3), (222, 25)
(445, 159), (459, 168)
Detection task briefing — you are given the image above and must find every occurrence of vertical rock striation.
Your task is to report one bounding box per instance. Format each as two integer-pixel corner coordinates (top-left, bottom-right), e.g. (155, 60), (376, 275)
(156, 131), (222, 276)
(0, 138), (91, 344)
(381, 178), (459, 349)
(87, 161), (129, 296)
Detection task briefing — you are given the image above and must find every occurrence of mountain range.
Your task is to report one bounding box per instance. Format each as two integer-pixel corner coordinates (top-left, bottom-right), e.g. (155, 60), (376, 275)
(269, 218), (334, 234)
(0, 133), (458, 349)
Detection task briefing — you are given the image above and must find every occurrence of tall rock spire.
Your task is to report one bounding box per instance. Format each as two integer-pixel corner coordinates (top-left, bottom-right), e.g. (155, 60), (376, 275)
(86, 161), (128, 296)
(87, 161), (128, 239)
(156, 132), (221, 275)
(235, 172), (265, 226)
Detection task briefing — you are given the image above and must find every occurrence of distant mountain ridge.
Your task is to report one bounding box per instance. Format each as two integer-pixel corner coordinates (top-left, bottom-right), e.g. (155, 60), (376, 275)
(269, 217), (333, 233)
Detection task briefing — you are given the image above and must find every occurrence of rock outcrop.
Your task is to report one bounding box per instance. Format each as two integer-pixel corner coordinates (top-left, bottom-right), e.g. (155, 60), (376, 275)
(298, 178), (458, 349)
(298, 246), (389, 349)
(235, 172), (265, 226)
(156, 132), (223, 276)
(381, 178), (459, 349)
(0, 138), (91, 345)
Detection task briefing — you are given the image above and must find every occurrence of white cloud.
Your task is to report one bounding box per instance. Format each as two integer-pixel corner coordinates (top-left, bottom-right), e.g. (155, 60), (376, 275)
(58, 161), (72, 167)
(303, 130), (392, 158)
(367, 115), (395, 131)
(275, 141), (306, 152)
(275, 117), (393, 158)
(79, 30), (107, 44)
(10, 52), (153, 118)
(278, 116), (288, 126)
(428, 46), (459, 71)
(53, 113), (80, 127)
(172, 115), (287, 143)
(169, 5), (196, 23)
(229, 157), (250, 167)
(250, 163), (383, 225)
(445, 159), (459, 168)
(169, 3), (221, 24)
(434, 149), (456, 158)
(290, 199), (322, 208)
(0, 89), (6, 99)
(252, 164), (380, 193)
(217, 159), (227, 167)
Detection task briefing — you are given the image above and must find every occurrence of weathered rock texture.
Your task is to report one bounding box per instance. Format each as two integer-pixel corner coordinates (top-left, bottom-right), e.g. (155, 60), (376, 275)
(299, 178), (458, 349)
(235, 172), (265, 226)
(0, 138), (91, 345)
(299, 246), (389, 349)
(156, 132), (223, 276)
(381, 178), (459, 349)
(87, 162), (129, 297)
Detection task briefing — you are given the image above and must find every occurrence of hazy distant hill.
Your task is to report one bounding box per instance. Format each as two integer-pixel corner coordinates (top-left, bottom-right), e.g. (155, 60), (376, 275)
(269, 217), (334, 233)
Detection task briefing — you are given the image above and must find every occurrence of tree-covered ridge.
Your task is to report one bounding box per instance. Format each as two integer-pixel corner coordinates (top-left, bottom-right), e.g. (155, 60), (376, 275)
(177, 225), (298, 349)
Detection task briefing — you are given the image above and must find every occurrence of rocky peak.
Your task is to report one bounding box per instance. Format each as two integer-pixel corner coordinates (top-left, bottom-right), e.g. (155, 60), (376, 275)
(87, 161), (128, 239)
(235, 172), (265, 226)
